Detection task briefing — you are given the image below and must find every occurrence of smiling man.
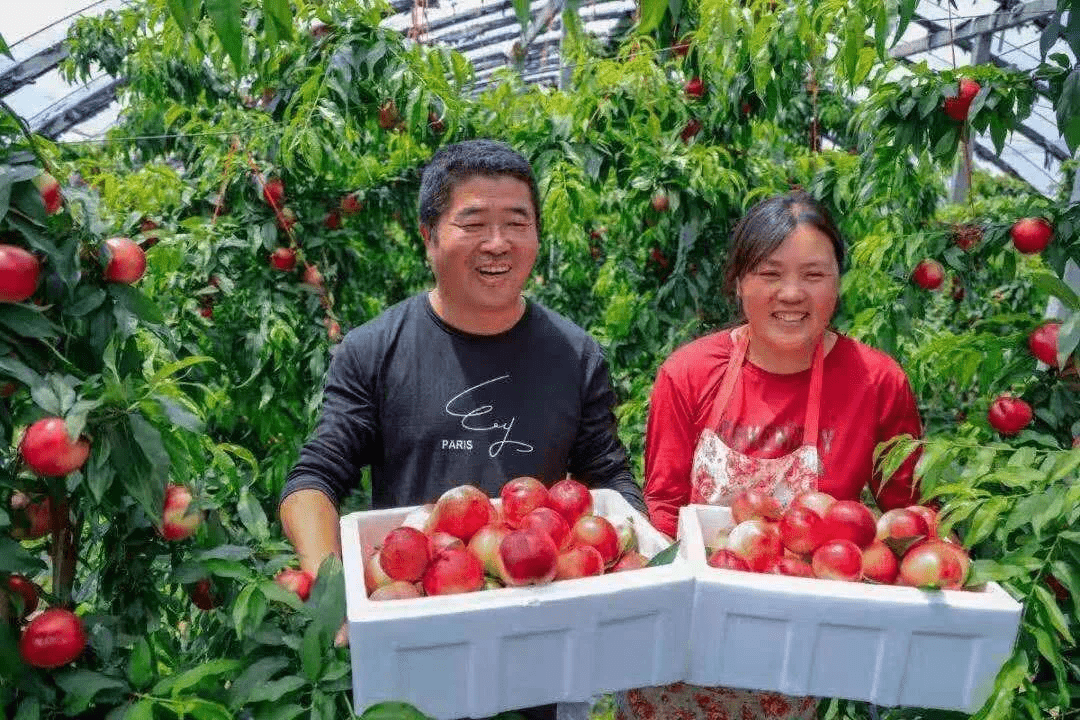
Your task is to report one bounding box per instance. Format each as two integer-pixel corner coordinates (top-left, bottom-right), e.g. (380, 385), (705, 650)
(279, 141), (645, 684)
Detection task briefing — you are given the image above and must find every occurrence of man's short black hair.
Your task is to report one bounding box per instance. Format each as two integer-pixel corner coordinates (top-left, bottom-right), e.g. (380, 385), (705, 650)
(418, 139), (542, 237)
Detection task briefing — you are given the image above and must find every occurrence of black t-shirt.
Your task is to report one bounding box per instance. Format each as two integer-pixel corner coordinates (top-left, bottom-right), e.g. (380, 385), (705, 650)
(282, 293), (644, 512)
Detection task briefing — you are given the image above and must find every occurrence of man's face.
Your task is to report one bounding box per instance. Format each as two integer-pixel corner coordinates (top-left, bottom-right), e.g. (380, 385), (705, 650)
(423, 175), (539, 326)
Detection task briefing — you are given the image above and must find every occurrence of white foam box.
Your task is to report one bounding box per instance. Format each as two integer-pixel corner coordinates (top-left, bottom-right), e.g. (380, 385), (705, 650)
(678, 504), (1022, 712)
(340, 489), (694, 720)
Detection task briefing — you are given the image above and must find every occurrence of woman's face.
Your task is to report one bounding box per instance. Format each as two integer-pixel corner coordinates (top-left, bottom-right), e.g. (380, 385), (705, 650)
(737, 224), (840, 362)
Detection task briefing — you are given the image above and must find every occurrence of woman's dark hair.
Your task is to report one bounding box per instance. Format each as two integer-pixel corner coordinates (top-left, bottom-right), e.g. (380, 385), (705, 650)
(418, 139), (542, 238)
(723, 191), (846, 301)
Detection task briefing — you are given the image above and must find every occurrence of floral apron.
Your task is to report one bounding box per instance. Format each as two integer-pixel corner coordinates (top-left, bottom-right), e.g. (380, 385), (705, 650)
(618, 327), (824, 720)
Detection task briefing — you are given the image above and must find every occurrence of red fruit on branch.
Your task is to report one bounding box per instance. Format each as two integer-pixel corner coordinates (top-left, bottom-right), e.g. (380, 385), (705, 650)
(324, 318), (342, 342)
(680, 118), (703, 142)
(275, 568), (314, 601)
(102, 238), (147, 284)
(987, 394), (1032, 436)
(1010, 218), (1053, 254)
(684, 77), (705, 98)
(301, 263), (324, 290)
(19, 609), (87, 668)
(428, 112), (446, 134)
(5, 574), (39, 617)
(0, 245), (41, 302)
(10, 496), (54, 539)
(1028, 322), (1062, 367)
(952, 223), (982, 251)
(262, 178), (285, 207)
(276, 207), (298, 232)
(270, 247), (297, 272)
(943, 78), (980, 121)
(340, 193), (363, 215)
(651, 191), (670, 213)
(198, 306), (213, 319)
(671, 35), (691, 57)
(911, 259), (945, 290)
(33, 172), (63, 215)
(378, 100), (400, 130)
(188, 578), (220, 610)
(20, 418), (90, 477)
(160, 484), (202, 541)
(323, 211), (342, 230)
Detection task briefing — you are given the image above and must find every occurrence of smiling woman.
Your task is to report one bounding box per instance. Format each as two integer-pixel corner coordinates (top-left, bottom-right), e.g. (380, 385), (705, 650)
(626, 191), (925, 720)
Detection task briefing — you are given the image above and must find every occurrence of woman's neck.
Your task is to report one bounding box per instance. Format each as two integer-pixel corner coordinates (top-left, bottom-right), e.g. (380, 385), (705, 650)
(740, 327), (836, 374)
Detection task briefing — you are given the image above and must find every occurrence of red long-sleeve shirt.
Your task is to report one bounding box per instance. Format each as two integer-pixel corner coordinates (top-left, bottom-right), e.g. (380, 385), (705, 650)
(644, 330), (923, 538)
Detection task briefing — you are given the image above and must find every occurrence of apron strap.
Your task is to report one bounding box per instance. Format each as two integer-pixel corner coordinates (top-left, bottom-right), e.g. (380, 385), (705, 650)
(803, 338), (825, 446)
(715, 326), (827, 447)
(713, 326), (750, 417)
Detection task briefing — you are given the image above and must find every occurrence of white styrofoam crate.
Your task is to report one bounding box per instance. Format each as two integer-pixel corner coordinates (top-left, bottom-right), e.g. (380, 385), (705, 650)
(341, 489), (693, 720)
(679, 504), (1022, 712)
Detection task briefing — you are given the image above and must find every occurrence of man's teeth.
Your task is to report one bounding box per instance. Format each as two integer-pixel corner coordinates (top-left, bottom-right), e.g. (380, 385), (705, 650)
(478, 266), (510, 274)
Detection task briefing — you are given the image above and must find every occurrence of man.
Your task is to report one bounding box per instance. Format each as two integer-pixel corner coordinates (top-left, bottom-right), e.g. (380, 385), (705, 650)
(279, 139), (645, 719)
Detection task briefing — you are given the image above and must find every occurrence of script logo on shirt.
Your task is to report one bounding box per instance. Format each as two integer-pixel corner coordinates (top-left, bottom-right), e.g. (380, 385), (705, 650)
(444, 375), (535, 458)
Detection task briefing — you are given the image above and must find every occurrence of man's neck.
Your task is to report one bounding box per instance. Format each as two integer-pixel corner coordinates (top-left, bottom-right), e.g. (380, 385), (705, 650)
(428, 291), (526, 336)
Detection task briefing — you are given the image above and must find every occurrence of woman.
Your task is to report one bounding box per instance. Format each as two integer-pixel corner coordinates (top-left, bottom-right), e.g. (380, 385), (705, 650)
(622, 191), (923, 720)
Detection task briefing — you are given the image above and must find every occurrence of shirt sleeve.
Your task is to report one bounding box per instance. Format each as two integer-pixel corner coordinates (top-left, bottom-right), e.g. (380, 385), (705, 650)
(868, 366), (924, 511)
(643, 363), (696, 538)
(567, 347), (646, 514)
(279, 337), (377, 508)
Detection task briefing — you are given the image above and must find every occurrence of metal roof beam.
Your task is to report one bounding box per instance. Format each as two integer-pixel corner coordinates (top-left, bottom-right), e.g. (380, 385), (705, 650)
(890, 0), (1056, 57)
(0, 41), (69, 97)
(29, 77), (123, 139)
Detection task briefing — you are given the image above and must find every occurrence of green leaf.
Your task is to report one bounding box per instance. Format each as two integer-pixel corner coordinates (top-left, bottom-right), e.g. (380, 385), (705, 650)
(892, 0), (919, 46)
(166, 0), (199, 32)
(107, 419), (160, 524)
(152, 659), (240, 697)
(155, 396), (204, 432)
(233, 583), (270, 638)
(127, 637), (153, 689)
(247, 675), (308, 703)
(647, 541), (680, 566)
(108, 285), (164, 325)
(0, 536), (47, 574)
(300, 624), (324, 681)
(258, 705), (306, 720)
(637, 0), (667, 35)
(55, 670), (126, 714)
(0, 31), (12, 60)
(1056, 66), (1080, 153)
(1058, 312), (1079, 366)
(0, 304), (61, 340)
(1033, 584), (1075, 644)
(204, 0), (245, 73)
(130, 412), (170, 483)
(227, 657), (290, 708)
(0, 355), (42, 388)
(84, 435), (114, 503)
(511, 0), (530, 33)
(965, 497), (1007, 546)
(1029, 269), (1080, 310)
(263, 0), (293, 41)
(66, 288), (107, 317)
(237, 488), (270, 541)
(308, 560), (347, 642)
(148, 355), (213, 386)
(360, 703), (430, 720)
